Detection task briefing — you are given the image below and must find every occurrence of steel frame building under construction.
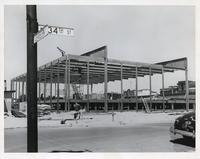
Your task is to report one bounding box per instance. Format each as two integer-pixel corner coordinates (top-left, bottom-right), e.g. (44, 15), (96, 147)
(11, 46), (195, 112)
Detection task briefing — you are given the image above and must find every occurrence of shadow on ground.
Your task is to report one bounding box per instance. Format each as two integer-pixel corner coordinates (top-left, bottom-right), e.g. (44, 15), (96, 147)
(51, 149), (92, 153)
(170, 138), (195, 148)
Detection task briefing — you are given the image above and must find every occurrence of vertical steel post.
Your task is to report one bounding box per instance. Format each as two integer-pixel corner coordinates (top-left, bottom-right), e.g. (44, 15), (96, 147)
(50, 62), (53, 109)
(39, 70), (41, 104)
(25, 78), (27, 102)
(57, 60), (60, 113)
(11, 80), (14, 109)
(171, 103), (174, 111)
(44, 66), (46, 104)
(64, 58), (68, 111)
(38, 69), (41, 104)
(162, 67), (165, 112)
(55, 82), (56, 98)
(15, 80), (17, 99)
(87, 60), (90, 112)
(91, 84), (93, 94)
(120, 63), (123, 111)
(18, 81), (21, 99)
(149, 66), (152, 111)
(10, 80), (13, 91)
(26, 5), (38, 152)
(22, 80), (24, 102)
(104, 47), (108, 112)
(185, 59), (189, 112)
(136, 66), (138, 112)
(67, 59), (71, 111)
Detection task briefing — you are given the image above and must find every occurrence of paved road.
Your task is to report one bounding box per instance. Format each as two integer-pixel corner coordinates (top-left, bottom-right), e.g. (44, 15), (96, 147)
(4, 123), (195, 152)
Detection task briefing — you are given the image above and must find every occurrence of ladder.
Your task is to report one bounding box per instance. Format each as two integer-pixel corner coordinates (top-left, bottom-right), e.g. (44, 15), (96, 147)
(71, 84), (82, 99)
(141, 97), (150, 113)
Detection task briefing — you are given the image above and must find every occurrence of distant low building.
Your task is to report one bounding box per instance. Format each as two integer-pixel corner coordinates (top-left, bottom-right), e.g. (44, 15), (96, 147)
(160, 80), (195, 96)
(4, 90), (15, 112)
(124, 89), (158, 98)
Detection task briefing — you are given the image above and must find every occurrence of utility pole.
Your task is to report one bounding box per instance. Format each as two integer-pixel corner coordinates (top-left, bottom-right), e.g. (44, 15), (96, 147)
(26, 5), (38, 152)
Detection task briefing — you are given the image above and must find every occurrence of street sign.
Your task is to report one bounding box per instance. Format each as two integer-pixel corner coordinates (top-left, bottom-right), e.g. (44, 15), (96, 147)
(34, 25), (49, 43)
(39, 25), (74, 36)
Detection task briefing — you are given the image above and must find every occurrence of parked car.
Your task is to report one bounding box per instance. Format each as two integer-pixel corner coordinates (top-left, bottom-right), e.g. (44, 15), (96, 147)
(11, 110), (26, 118)
(170, 112), (195, 139)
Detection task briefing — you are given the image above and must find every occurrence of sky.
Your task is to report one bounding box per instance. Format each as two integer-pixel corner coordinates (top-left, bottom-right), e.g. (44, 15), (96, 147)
(4, 5), (195, 94)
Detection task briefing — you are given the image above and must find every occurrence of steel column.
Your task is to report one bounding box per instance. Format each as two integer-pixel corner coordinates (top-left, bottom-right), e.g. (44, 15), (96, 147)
(67, 59), (71, 111)
(171, 103), (174, 111)
(162, 67), (165, 112)
(50, 62), (53, 109)
(120, 64), (123, 111)
(22, 80), (25, 102)
(44, 66), (47, 104)
(136, 66), (138, 112)
(55, 82), (57, 98)
(64, 59), (68, 111)
(57, 60), (60, 113)
(10, 80), (13, 91)
(87, 60), (90, 112)
(149, 66), (152, 111)
(15, 80), (17, 99)
(18, 81), (21, 99)
(38, 70), (41, 104)
(91, 84), (93, 94)
(185, 59), (189, 112)
(11, 80), (14, 109)
(25, 80), (27, 101)
(104, 47), (108, 112)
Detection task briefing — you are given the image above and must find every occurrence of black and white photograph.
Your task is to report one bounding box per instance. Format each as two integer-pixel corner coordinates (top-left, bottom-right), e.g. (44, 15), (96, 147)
(1, 1), (199, 158)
